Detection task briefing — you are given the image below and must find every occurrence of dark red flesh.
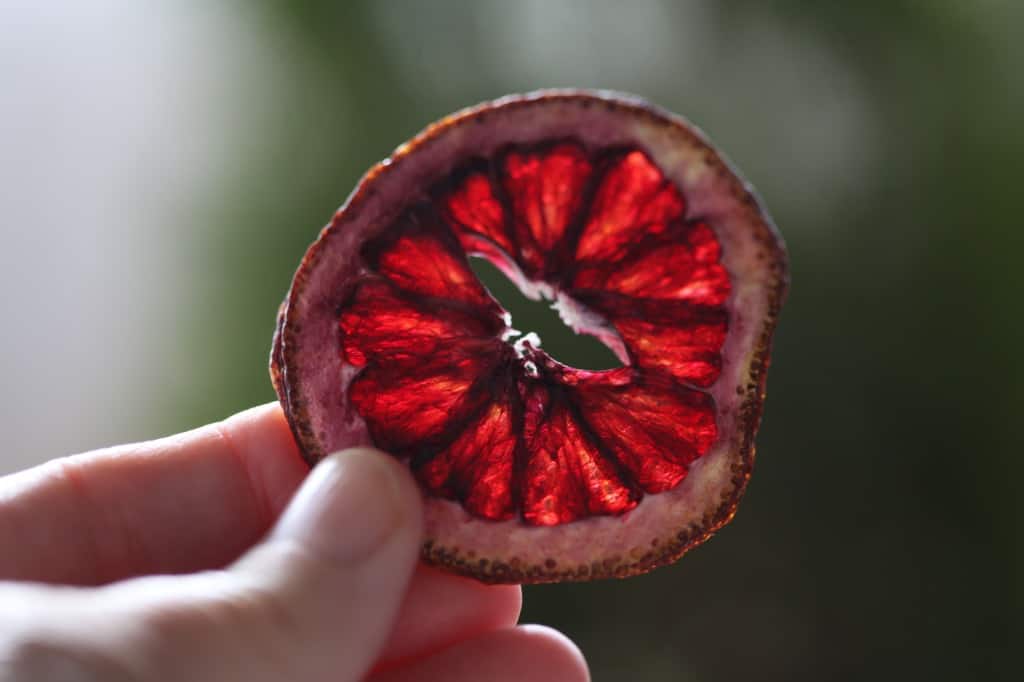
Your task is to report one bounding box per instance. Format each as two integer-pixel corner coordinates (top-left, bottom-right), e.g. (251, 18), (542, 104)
(339, 141), (731, 526)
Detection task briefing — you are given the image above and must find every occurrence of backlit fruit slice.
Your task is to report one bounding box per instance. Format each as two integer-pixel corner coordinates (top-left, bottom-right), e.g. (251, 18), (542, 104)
(271, 90), (788, 584)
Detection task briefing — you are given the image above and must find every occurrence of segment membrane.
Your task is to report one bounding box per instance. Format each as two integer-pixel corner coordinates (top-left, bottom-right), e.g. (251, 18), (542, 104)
(365, 211), (499, 309)
(416, 390), (518, 521)
(574, 150), (686, 263)
(573, 221), (730, 306)
(441, 170), (516, 258)
(571, 373), (717, 493)
(502, 143), (592, 272)
(522, 386), (637, 525)
(572, 293), (728, 388)
(349, 350), (495, 454)
(339, 279), (500, 366)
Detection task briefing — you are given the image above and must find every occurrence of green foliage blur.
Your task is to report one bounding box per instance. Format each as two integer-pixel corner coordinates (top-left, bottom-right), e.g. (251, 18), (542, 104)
(167, 2), (1022, 679)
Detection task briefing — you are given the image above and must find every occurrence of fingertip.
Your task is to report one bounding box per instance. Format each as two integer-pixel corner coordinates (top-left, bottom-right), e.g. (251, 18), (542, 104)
(269, 446), (423, 567)
(207, 447), (426, 680)
(329, 447), (424, 523)
(372, 624), (590, 682)
(325, 448), (424, 544)
(216, 403), (309, 516)
(414, 563), (523, 625)
(377, 565), (522, 668)
(514, 625), (591, 682)
(483, 581), (522, 628)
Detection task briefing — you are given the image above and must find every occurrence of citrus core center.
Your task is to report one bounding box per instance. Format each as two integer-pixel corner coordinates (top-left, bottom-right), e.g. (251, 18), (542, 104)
(469, 256), (623, 370)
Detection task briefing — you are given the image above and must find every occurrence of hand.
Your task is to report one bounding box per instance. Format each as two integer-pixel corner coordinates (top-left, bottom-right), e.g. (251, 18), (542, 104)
(0, 404), (589, 681)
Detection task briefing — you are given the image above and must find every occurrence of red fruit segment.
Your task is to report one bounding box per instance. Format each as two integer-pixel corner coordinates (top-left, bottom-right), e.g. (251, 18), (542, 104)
(574, 150), (685, 263)
(572, 293), (728, 388)
(521, 385), (638, 526)
(502, 143), (592, 273)
(416, 390), (518, 521)
(348, 350), (497, 454)
(572, 221), (731, 306)
(442, 170), (516, 259)
(614, 318), (724, 388)
(339, 279), (500, 367)
(571, 371), (716, 492)
(365, 211), (499, 310)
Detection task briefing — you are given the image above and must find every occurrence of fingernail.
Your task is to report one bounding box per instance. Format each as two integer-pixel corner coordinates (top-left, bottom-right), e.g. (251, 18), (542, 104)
(272, 448), (410, 564)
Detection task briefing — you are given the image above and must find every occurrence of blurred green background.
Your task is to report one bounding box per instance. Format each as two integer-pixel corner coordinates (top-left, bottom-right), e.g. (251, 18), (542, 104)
(2, 1), (1020, 679)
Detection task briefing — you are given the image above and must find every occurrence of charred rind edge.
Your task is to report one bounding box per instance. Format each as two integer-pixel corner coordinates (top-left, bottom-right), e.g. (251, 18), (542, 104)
(269, 300), (293, 439)
(270, 88), (790, 583)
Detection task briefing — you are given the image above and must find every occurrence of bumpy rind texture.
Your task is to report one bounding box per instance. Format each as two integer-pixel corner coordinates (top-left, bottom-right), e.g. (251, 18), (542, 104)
(271, 90), (788, 584)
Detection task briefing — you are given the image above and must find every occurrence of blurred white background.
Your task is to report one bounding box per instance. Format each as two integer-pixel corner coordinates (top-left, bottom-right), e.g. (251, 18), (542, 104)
(0, 1), (261, 473)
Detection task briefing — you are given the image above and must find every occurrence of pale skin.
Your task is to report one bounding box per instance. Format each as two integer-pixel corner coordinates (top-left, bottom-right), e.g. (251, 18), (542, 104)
(0, 404), (590, 681)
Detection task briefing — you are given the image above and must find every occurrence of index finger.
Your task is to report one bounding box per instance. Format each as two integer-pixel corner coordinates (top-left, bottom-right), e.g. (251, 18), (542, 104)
(0, 403), (308, 584)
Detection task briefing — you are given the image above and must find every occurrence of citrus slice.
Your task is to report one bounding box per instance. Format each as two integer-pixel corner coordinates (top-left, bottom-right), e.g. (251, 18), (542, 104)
(271, 90), (788, 583)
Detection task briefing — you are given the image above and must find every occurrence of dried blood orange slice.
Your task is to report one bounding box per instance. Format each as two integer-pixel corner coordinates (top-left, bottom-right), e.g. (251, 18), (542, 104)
(271, 90), (788, 584)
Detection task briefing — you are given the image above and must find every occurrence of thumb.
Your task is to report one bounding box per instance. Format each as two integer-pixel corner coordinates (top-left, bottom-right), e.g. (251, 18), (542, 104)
(225, 446), (425, 679)
(66, 447), (424, 682)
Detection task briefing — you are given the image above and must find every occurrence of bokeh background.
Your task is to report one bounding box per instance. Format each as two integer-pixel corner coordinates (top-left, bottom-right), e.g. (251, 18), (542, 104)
(2, 1), (1020, 679)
